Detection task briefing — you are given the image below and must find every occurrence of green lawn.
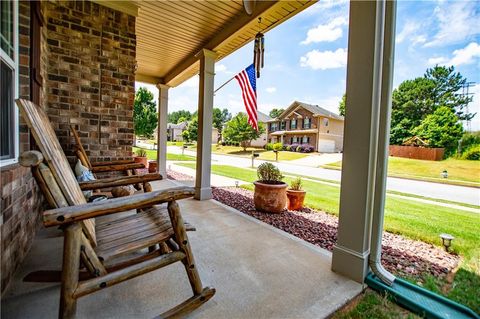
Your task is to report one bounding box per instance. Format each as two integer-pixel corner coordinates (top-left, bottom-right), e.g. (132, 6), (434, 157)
(211, 144), (308, 161)
(132, 147), (195, 161)
(324, 157), (480, 186)
(177, 162), (480, 312)
(167, 141), (184, 146)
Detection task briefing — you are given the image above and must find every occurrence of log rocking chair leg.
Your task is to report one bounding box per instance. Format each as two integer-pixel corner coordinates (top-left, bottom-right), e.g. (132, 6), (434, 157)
(60, 224), (82, 319)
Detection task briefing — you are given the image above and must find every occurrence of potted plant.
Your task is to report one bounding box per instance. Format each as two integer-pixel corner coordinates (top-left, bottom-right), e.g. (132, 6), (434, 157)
(253, 162), (287, 213)
(286, 177), (306, 211)
(134, 148), (148, 168)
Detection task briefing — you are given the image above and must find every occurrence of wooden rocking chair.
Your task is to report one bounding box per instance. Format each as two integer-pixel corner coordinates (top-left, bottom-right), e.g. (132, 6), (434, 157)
(70, 125), (145, 175)
(16, 99), (215, 318)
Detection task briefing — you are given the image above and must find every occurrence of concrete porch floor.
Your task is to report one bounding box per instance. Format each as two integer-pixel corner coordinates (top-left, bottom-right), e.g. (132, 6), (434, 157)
(2, 180), (362, 318)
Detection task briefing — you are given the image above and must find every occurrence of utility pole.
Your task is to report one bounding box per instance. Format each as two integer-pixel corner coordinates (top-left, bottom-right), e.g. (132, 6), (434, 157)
(461, 82), (476, 132)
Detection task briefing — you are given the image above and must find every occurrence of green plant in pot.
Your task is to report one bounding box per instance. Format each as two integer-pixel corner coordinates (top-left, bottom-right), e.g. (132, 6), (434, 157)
(253, 162), (287, 213)
(286, 177), (306, 211)
(134, 148), (148, 169)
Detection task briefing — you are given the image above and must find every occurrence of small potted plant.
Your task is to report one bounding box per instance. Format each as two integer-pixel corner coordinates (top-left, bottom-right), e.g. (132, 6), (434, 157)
(253, 162), (287, 213)
(134, 148), (148, 168)
(286, 177), (306, 211)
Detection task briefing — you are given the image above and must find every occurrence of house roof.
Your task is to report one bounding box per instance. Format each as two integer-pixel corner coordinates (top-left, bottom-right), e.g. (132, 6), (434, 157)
(257, 111), (272, 123)
(274, 101), (344, 121)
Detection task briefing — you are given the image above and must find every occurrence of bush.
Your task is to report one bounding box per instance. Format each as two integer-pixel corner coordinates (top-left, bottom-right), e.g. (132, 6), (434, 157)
(459, 132), (480, 155)
(461, 145), (480, 160)
(290, 143), (299, 152)
(265, 143), (274, 151)
(301, 144), (314, 153)
(273, 142), (283, 151)
(257, 162), (284, 183)
(284, 145), (292, 151)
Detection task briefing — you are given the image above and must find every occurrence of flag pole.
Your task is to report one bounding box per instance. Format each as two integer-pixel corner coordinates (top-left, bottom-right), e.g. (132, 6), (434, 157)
(214, 75), (235, 94)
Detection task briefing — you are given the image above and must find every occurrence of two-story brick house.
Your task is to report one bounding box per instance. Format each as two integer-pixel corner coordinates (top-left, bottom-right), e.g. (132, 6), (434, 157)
(267, 101), (344, 153)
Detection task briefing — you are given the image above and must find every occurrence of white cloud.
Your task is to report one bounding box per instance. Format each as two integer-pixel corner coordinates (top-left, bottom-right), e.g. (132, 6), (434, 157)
(425, 1), (480, 47)
(266, 87), (277, 93)
(396, 21), (420, 44)
(300, 48), (347, 70)
(304, 0), (348, 14)
(427, 42), (480, 67)
(179, 76), (198, 88)
(216, 64), (227, 73)
(301, 17), (348, 45)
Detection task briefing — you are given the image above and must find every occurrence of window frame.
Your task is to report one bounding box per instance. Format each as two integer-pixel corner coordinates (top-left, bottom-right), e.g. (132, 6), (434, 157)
(291, 118), (297, 129)
(0, 0), (19, 167)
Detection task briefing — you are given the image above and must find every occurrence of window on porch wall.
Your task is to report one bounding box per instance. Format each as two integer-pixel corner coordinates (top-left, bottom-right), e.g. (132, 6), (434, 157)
(304, 117), (311, 129)
(291, 118), (297, 129)
(0, 0), (18, 165)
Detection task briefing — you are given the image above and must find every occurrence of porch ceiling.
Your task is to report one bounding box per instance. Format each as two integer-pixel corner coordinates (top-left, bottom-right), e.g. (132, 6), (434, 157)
(133, 0), (317, 87)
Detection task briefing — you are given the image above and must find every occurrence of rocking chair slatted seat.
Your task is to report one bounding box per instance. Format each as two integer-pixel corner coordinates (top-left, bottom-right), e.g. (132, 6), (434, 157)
(70, 125), (145, 174)
(16, 99), (215, 319)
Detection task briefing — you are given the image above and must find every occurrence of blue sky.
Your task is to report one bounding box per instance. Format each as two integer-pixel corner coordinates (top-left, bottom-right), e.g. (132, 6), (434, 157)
(137, 0), (480, 130)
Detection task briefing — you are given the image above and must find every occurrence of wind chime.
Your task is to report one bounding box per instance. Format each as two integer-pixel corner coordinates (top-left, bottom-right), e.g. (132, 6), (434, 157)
(253, 18), (264, 78)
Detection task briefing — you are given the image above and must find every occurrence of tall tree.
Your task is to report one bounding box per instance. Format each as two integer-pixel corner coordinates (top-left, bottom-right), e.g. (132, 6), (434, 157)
(212, 108), (232, 133)
(223, 113), (265, 151)
(168, 110), (192, 124)
(338, 94), (346, 116)
(133, 87), (158, 138)
(390, 65), (473, 144)
(412, 106), (463, 156)
(182, 117), (198, 142)
(269, 108), (284, 118)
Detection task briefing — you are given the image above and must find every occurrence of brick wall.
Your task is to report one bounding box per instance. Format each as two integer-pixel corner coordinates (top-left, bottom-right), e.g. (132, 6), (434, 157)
(1, 1), (44, 296)
(44, 0), (136, 164)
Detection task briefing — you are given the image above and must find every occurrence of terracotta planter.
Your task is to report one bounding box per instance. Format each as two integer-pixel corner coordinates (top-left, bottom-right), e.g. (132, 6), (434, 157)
(253, 181), (288, 213)
(286, 189), (306, 211)
(134, 156), (148, 169)
(148, 160), (157, 173)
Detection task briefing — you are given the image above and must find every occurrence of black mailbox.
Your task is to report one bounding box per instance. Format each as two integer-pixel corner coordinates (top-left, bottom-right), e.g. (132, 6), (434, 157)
(252, 153), (259, 158)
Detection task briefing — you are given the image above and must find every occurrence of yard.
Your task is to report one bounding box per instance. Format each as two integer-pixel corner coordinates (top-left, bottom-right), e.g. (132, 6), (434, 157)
(323, 157), (480, 187)
(176, 162), (480, 313)
(212, 144), (309, 161)
(132, 147), (195, 161)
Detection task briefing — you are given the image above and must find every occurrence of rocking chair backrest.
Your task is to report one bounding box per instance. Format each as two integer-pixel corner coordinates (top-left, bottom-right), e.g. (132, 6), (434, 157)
(16, 99), (97, 246)
(70, 125), (92, 169)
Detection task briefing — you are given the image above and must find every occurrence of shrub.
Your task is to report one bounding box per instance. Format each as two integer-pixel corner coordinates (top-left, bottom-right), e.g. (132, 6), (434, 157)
(459, 132), (480, 155)
(290, 143), (299, 152)
(462, 145), (480, 160)
(265, 143), (274, 151)
(257, 162), (284, 183)
(296, 145), (302, 152)
(273, 142), (283, 151)
(301, 144), (314, 153)
(290, 177), (303, 190)
(285, 145), (292, 151)
(136, 149), (147, 157)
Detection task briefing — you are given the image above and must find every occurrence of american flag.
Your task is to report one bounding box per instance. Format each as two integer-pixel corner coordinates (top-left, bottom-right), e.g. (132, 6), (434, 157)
(234, 64), (258, 130)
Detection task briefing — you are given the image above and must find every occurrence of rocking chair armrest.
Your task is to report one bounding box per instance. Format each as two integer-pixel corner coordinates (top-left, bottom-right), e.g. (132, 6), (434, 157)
(78, 173), (163, 190)
(43, 186), (194, 227)
(90, 163), (145, 173)
(90, 159), (136, 167)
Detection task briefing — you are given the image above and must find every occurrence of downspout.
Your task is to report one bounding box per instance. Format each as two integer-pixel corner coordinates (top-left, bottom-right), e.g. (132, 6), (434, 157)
(369, 0), (397, 286)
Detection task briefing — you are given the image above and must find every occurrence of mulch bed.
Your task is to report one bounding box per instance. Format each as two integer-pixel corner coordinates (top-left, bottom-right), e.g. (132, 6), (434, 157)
(167, 170), (460, 281)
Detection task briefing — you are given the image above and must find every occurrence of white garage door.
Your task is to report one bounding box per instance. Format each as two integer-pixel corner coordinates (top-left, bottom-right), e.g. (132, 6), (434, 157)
(318, 139), (335, 153)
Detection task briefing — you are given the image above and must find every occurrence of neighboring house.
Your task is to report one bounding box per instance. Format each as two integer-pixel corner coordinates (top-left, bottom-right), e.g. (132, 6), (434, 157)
(212, 127), (219, 144)
(166, 121), (188, 142)
(267, 101), (344, 153)
(250, 111), (272, 147)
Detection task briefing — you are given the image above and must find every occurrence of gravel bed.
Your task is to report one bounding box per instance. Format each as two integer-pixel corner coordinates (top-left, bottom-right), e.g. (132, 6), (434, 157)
(167, 170), (194, 181)
(210, 187), (460, 281)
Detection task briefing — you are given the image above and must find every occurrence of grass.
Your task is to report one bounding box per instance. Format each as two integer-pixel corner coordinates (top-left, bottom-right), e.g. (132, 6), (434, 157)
(177, 162), (480, 313)
(323, 157), (480, 187)
(132, 147), (195, 161)
(211, 144), (309, 161)
(167, 141), (184, 146)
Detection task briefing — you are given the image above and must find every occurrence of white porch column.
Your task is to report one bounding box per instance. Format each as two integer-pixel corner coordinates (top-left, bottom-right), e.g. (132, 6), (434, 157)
(331, 0), (387, 283)
(194, 49), (217, 200)
(156, 84), (169, 177)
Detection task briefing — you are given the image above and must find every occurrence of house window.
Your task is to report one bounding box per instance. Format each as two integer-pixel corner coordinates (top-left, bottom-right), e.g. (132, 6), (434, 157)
(280, 121), (286, 130)
(292, 136), (298, 143)
(304, 117), (311, 129)
(291, 118), (297, 129)
(323, 118), (329, 127)
(1, 0), (18, 165)
(302, 136), (310, 143)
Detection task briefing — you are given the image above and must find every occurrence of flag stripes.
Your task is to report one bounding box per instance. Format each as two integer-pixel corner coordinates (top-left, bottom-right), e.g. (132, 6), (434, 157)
(234, 64), (258, 130)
